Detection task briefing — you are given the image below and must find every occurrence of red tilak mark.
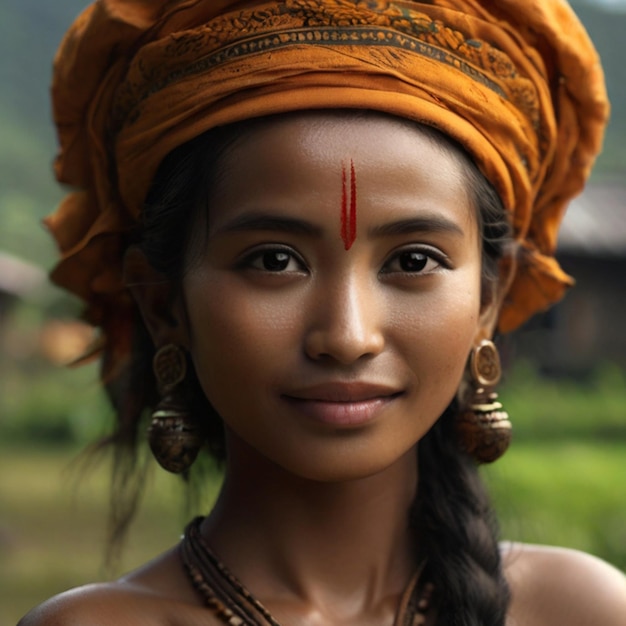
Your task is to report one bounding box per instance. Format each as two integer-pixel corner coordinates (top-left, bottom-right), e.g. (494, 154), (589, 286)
(340, 160), (357, 250)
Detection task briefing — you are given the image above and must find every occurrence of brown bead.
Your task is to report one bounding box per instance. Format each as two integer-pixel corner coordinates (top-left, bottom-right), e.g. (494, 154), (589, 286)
(456, 407), (512, 463)
(148, 397), (204, 473)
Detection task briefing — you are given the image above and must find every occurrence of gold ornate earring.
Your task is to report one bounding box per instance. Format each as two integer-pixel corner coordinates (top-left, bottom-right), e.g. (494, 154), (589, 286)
(456, 339), (511, 463)
(149, 344), (205, 473)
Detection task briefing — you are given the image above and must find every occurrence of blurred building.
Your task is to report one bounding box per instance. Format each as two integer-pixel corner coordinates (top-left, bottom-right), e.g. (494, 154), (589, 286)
(513, 183), (626, 374)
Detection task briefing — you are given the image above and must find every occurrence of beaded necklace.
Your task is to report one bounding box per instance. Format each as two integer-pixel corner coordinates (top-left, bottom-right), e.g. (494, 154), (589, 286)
(180, 517), (434, 626)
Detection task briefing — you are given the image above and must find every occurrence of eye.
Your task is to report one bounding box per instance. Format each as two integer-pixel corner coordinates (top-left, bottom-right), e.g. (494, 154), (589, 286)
(243, 247), (305, 273)
(382, 248), (446, 275)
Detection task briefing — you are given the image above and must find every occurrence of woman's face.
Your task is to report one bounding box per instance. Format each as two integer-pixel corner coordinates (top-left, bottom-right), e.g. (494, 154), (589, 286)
(179, 112), (496, 481)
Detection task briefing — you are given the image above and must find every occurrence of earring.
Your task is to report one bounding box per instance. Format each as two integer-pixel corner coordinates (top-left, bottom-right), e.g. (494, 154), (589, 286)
(149, 344), (205, 473)
(456, 339), (511, 463)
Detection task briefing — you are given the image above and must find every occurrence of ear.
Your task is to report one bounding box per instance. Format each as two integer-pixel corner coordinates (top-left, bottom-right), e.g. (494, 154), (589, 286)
(124, 247), (190, 349)
(474, 251), (517, 343)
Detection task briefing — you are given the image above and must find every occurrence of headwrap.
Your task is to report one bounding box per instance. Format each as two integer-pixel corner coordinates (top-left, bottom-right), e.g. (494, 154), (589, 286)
(48, 0), (608, 371)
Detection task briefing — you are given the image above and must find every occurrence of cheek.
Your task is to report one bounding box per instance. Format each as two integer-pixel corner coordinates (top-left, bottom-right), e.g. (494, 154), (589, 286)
(392, 269), (482, 391)
(183, 274), (300, 407)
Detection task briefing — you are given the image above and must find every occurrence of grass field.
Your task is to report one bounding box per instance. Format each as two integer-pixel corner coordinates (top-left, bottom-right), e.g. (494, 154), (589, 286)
(0, 446), (221, 626)
(483, 441), (626, 566)
(2, 441), (624, 626)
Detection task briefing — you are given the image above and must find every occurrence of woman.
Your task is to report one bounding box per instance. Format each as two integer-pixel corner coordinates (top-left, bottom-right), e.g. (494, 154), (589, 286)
(20, 1), (626, 624)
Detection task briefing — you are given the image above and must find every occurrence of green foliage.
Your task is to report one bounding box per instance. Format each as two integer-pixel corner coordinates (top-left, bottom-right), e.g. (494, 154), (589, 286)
(484, 442), (626, 572)
(500, 361), (626, 440)
(0, 446), (220, 625)
(481, 361), (626, 573)
(0, 302), (109, 446)
(0, 358), (109, 445)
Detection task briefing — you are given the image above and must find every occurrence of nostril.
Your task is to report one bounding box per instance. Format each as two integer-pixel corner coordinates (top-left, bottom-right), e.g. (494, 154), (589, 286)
(303, 327), (384, 365)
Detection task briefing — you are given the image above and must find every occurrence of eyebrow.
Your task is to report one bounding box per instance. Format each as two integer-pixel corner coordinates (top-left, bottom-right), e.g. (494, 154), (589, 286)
(210, 213), (324, 238)
(210, 211), (465, 238)
(369, 216), (465, 238)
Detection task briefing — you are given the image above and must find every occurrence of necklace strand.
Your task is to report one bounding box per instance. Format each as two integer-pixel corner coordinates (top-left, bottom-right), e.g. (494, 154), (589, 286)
(180, 517), (433, 626)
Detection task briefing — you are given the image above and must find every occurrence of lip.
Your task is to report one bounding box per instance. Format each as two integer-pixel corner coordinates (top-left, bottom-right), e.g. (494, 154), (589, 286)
(282, 382), (402, 427)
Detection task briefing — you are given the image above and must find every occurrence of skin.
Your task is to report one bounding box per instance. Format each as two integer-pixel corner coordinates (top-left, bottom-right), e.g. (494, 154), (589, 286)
(182, 113), (485, 486)
(19, 113), (626, 626)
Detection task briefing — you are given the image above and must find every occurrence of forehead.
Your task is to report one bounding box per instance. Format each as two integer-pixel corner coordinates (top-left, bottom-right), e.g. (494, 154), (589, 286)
(208, 111), (476, 232)
(220, 112), (468, 177)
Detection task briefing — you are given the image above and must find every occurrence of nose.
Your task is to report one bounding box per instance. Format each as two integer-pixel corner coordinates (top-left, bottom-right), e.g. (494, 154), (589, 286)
(304, 276), (385, 365)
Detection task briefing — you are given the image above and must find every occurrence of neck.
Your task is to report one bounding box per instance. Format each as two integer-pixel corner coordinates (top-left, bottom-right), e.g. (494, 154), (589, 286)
(202, 432), (419, 621)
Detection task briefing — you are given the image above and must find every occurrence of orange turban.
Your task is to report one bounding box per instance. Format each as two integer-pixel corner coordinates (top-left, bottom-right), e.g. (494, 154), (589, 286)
(48, 0), (608, 366)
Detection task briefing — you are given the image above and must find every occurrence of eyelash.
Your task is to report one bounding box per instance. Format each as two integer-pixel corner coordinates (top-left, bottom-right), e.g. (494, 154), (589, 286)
(239, 245), (449, 275)
(381, 246), (449, 275)
(240, 245), (307, 273)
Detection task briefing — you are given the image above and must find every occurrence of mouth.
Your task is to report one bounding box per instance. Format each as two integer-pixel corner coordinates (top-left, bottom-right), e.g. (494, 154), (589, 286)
(282, 382), (403, 427)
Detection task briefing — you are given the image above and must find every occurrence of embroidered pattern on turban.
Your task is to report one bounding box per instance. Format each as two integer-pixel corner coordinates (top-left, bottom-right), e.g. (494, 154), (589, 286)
(48, 0), (608, 370)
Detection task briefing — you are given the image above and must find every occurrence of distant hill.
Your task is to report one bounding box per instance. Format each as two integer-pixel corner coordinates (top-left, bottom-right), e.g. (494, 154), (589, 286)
(574, 1), (626, 177)
(0, 0), (623, 266)
(0, 0), (88, 265)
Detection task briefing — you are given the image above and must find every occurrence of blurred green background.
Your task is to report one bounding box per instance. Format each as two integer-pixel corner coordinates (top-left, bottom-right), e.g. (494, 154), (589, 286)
(1, 1), (625, 625)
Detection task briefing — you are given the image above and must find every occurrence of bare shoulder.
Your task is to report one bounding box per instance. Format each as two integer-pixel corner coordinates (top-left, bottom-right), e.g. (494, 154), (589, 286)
(503, 542), (626, 626)
(17, 581), (168, 626)
(17, 549), (220, 626)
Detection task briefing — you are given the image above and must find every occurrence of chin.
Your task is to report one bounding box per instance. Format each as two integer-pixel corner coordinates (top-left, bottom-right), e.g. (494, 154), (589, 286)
(258, 436), (421, 485)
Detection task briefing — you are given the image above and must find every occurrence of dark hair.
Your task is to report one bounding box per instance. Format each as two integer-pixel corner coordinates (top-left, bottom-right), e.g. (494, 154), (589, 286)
(107, 110), (512, 623)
